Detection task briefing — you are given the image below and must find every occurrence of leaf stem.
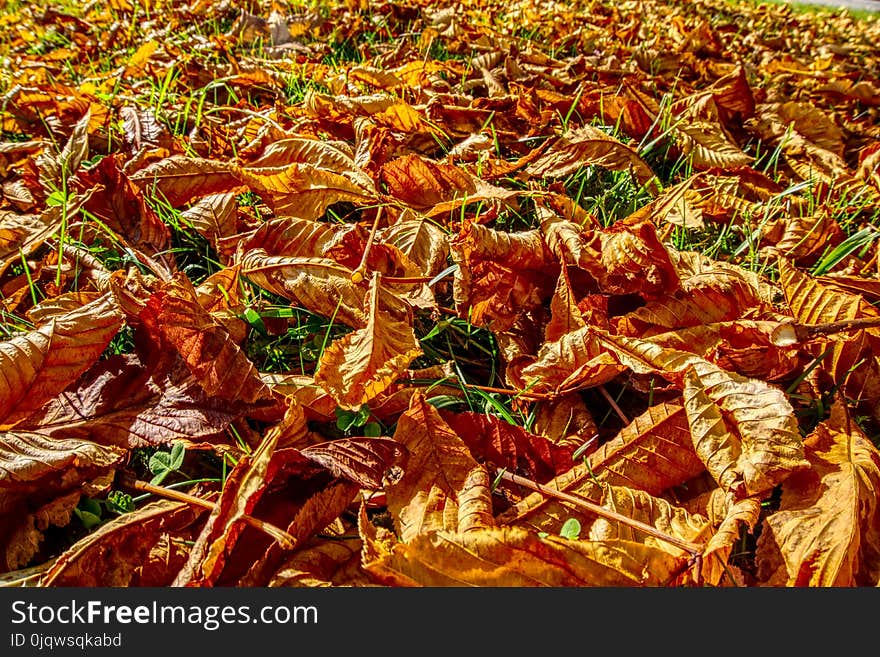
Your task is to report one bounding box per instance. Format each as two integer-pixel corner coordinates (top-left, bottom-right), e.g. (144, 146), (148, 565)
(496, 470), (703, 557)
(598, 385), (629, 425)
(352, 206), (384, 283)
(119, 475), (298, 550)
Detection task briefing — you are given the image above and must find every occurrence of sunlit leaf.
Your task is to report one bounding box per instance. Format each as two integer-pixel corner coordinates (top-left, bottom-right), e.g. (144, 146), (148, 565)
(526, 125), (656, 186)
(756, 400), (880, 586)
(360, 507), (685, 586)
(386, 394), (495, 541)
(316, 273), (422, 409)
(140, 273), (273, 404)
(0, 292), (123, 425)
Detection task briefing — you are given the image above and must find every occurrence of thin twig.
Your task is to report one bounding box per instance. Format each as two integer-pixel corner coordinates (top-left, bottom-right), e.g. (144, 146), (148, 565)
(352, 206), (384, 282)
(598, 385), (629, 425)
(802, 316), (880, 338)
(497, 470), (703, 557)
(120, 475), (298, 550)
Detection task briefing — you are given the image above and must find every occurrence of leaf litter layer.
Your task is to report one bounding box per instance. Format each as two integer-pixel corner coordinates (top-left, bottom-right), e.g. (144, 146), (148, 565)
(0, 0), (879, 587)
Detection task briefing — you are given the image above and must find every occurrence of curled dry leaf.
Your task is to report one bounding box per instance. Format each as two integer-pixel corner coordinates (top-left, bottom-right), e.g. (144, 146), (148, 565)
(300, 437), (406, 490)
(20, 354), (251, 449)
(173, 420), (286, 587)
(140, 273), (274, 404)
(452, 221), (558, 331)
(499, 402), (705, 529)
(268, 537), (367, 587)
(240, 163), (377, 220)
(0, 292), (123, 425)
(240, 480), (361, 587)
(130, 156), (245, 207)
(674, 121), (753, 170)
(380, 154), (517, 216)
(386, 394), (495, 541)
(531, 393), (597, 452)
(360, 506), (685, 587)
(39, 500), (203, 587)
(0, 431), (126, 571)
(597, 330), (808, 496)
(74, 154), (171, 258)
(526, 124), (656, 186)
(315, 273), (422, 410)
(179, 192), (239, 247)
(756, 400), (880, 586)
(441, 410), (577, 483)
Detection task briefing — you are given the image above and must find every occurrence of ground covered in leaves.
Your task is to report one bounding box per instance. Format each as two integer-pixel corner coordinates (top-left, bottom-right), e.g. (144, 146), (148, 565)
(1, 0), (879, 587)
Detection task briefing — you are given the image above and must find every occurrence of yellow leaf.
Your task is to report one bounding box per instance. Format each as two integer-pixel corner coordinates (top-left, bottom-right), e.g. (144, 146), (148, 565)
(360, 507), (685, 587)
(315, 273), (422, 409)
(385, 394), (494, 541)
(597, 330), (807, 496)
(500, 402), (705, 529)
(756, 400), (880, 586)
(124, 40), (159, 76)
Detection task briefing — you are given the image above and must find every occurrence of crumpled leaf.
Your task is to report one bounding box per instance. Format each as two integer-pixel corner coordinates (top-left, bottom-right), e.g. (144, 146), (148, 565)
(316, 273), (422, 409)
(451, 221), (558, 331)
(268, 537), (367, 587)
(499, 402), (705, 528)
(300, 437), (406, 489)
(441, 410), (577, 482)
(140, 273), (274, 404)
(172, 419), (285, 586)
(130, 156), (245, 207)
(380, 154), (517, 216)
(755, 400), (880, 586)
(526, 125), (656, 186)
(386, 394), (495, 541)
(360, 506), (685, 587)
(0, 292), (124, 425)
(597, 330), (808, 497)
(19, 354), (253, 448)
(39, 500), (202, 586)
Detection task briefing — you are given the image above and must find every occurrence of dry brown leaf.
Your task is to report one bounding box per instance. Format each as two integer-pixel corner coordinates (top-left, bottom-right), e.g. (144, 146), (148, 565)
(451, 221), (558, 331)
(0, 292), (123, 425)
(499, 402), (705, 529)
(180, 192), (239, 246)
(268, 537), (367, 587)
(300, 437), (406, 490)
(526, 125), (656, 186)
(756, 400), (880, 586)
(441, 409), (578, 482)
(20, 354), (253, 448)
(377, 216), (450, 278)
(315, 273), (422, 409)
(386, 394), (495, 541)
(140, 273), (273, 404)
(130, 156), (245, 207)
(172, 419), (287, 586)
(39, 500), (202, 586)
(381, 154), (517, 216)
(531, 393), (598, 452)
(596, 331), (807, 496)
(360, 506), (685, 587)
(241, 163), (376, 220)
(675, 121), (753, 170)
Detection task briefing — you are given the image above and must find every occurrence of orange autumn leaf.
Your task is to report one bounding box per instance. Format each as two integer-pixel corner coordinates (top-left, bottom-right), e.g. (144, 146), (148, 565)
(315, 273), (422, 409)
(756, 400), (880, 586)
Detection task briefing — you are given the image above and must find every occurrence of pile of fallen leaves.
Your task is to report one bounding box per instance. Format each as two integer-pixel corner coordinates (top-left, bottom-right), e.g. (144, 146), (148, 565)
(1, 0), (879, 587)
